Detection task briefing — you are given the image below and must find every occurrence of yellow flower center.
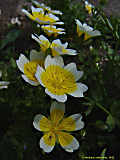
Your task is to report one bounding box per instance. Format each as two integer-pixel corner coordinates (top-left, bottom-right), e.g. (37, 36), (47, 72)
(41, 65), (77, 95)
(24, 60), (43, 82)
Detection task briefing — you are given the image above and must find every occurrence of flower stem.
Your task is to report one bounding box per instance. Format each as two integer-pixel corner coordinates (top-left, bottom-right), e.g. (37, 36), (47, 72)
(96, 102), (111, 116)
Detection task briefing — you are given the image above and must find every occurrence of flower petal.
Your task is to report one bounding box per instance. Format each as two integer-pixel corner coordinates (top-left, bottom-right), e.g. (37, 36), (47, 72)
(30, 49), (44, 61)
(51, 10), (63, 15)
(66, 49), (78, 55)
(0, 86), (8, 89)
(57, 132), (79, 152)
(44, 55), (64, 69)
(0, 81), (10, 86)
(33, 114), (52, 131)
(31, 34), (41, 44)
(45, 88), (67, 102)
(21, 74), (39, 86)
(69, 83), (88, 97)
(64, 63), (83, 81)
(16, 54), (29, 73)
(50, 101), (65, 125)
(58, 113), (84, 131)
(22, 9), (34, 20)
(48, 13), (59, 21)
(31, 6), (43, 14)
(35, 65), (45, 87)
(40, 132), (56, 153)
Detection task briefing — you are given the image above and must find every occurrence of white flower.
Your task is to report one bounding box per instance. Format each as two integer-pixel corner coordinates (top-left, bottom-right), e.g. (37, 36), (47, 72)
(33, 101), (84, 153)
(32, 1), (63, 15)
(16, 50), (44, 86)
(35, 55), (88, 102)
(0, 71), (10, 89)
(85, 1), (94, 15)
(75, 19), (101, 40)
(50, 39), (78, 56)
(22, 6), (63, 25)
(41, 25), (65, 37)
(32, 34), (51, 52)
(11, 17), (21, 25)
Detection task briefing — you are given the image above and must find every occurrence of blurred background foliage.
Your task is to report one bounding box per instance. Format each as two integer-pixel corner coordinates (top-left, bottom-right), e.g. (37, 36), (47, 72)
(0, 0), (120, 159)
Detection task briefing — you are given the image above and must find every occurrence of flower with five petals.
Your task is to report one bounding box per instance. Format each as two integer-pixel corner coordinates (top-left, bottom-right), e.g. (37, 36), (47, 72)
(35, 55), (88, 102)
(41, 25), (65, 37)
(16, 50), (44, 86)
(32, 1), (63, 15)
(75, 19), (101, 40)
(22, 6), (63, 25)
(33, 101), (85, 153)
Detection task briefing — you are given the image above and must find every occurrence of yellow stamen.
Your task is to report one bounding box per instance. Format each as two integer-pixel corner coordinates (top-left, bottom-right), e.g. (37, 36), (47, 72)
(41, 65), (77, 95)
(24, 60), (43, 82)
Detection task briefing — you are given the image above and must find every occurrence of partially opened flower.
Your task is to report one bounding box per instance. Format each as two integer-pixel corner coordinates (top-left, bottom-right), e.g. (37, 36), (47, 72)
(22, 6), (62, 25)
(75, 19), (101, 40)
(41, 25), (65, 37)
(0, 71), (10, 89)
(85, 1), (94, 15)
(16, 50), (44, 86)
(32, 34), (50, 52)
(35, 55), (88, 102)
(32, 1), (63, 15)
(50, 39), (78, 56)
(33, 101), (84, 153)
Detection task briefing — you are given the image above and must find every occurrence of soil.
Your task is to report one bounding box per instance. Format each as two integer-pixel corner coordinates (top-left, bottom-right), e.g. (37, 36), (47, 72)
(0, 0), (120, 39)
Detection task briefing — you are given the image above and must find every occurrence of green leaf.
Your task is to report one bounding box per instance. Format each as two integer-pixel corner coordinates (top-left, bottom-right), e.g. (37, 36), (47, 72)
(106, 115), (116, 132)
(0, 29), (21, 50)
(95, 120), (108, 130)
(10, 58), (17, 68)
(100, 148), (107, 160)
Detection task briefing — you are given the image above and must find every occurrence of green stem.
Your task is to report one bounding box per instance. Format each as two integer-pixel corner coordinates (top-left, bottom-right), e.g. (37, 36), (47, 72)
(96, 102), (111, 115)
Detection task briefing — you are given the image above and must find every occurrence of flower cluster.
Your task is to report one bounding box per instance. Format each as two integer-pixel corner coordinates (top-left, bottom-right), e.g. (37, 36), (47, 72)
(15, 0), (103, 153)
(32, 34), (78, 56)
(22, 1), (65, 36)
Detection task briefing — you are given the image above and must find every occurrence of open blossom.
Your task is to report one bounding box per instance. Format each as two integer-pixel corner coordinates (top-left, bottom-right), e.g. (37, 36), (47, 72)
(32, 1), (63, 15)
(35, 55), (88, 102)
(32, 34), (51, 52)
(16, 50), (44, 86)
(33, 101), (85, 153)
(32, 34), (77, 56)
(85, 1), (94, 15)
(41, 25), (65, 37)
(75, 19), (101, 40)
(50, 39), (78, 56)
(0, 71), (10, 89)
(22, 6), (63, 25)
